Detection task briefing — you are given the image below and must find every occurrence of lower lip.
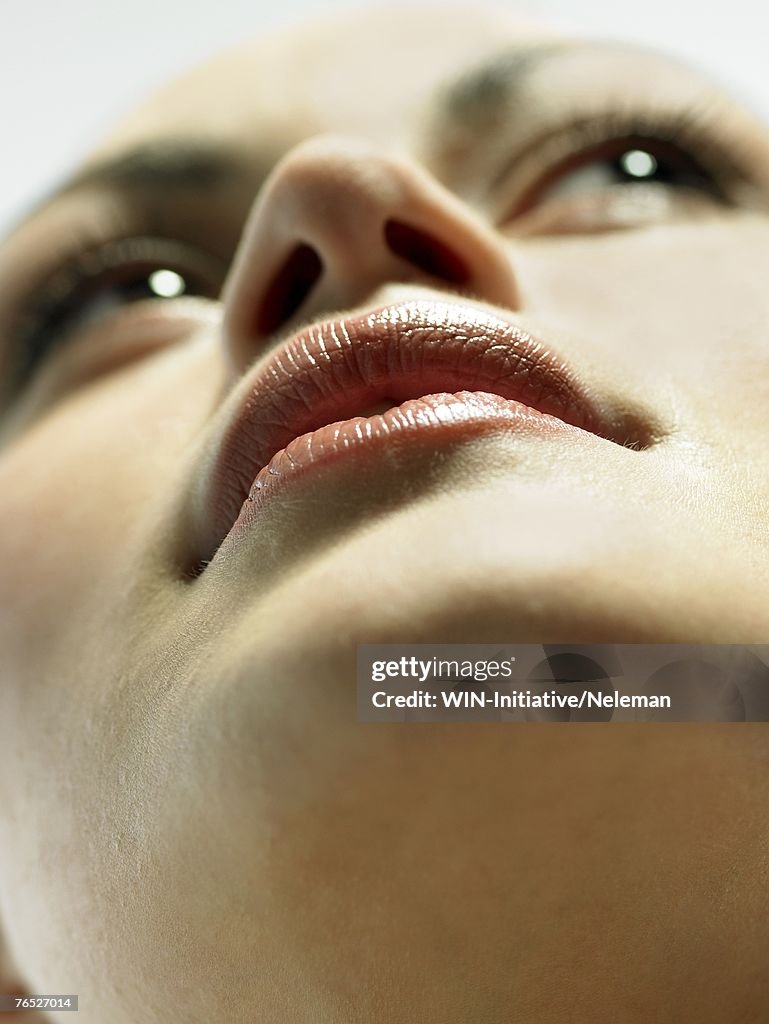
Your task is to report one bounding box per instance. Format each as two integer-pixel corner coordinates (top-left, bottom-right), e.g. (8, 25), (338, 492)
(225, 390), (576, 539)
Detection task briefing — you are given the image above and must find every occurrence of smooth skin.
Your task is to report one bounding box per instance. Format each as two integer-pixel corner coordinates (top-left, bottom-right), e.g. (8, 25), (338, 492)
(2, 8), (769, 1022)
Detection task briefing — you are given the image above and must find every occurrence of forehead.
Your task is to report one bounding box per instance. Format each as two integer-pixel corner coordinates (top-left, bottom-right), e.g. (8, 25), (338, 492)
(90, 9), (556, 161)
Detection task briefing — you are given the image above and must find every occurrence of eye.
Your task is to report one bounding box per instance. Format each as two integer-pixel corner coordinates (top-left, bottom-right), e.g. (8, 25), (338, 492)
(534, 136), (719, 206)
(499, 124), (734, 235)
(16, 236), (226, 386)
(537, 139), (715, 204)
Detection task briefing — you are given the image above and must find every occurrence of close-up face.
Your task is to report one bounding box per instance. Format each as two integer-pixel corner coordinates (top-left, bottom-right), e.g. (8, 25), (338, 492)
(3, 7), (769, 1022)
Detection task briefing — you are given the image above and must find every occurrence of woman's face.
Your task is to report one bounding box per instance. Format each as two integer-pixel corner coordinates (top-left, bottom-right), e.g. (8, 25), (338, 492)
(3, 9), (769, 1021)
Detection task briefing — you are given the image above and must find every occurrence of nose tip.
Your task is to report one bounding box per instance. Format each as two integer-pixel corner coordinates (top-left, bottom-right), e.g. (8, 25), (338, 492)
(223, 136), (521, 370)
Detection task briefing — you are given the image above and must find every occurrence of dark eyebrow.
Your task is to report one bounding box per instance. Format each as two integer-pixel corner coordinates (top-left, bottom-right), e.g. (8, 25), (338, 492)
(59, 139), (250, 195)
(6, 139), (255, 239)
(436, 39), (719, 131)
(439, 43), (573, 127)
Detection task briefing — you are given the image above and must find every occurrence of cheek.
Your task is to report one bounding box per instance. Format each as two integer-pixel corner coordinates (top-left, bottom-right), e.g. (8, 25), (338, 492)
(516, 218), (769, 358)
(0, 336), (223, 646)
(514, 219), (769, 448)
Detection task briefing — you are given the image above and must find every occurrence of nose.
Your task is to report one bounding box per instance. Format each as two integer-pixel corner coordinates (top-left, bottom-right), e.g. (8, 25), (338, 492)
(222, 136), (521, 372)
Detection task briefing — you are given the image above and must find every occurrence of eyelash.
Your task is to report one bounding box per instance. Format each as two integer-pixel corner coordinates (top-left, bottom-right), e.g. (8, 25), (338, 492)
(13, 235), (226, 391)
(494, 102), (752, 225)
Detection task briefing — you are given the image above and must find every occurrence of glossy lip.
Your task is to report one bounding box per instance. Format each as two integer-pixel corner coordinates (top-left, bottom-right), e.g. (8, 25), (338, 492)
(191, 298), (634, 570)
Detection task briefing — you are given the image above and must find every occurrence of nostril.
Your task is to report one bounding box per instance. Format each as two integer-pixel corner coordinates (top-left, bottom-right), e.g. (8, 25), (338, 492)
(384, 219), (470, 286)
(256, 243), (323, 335)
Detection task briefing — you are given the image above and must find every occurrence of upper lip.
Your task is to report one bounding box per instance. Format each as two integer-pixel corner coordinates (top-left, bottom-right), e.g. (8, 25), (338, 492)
(192, 298), (643, 565)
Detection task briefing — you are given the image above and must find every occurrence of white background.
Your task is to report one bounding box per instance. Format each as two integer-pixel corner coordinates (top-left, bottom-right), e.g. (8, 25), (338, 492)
(1, 0), (767, 233)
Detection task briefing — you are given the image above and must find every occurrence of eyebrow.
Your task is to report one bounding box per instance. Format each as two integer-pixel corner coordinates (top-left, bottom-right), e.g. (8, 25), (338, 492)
(436, 39), (721, 134)
(64, 139), (248, 192)
(7, 139), (255, 238)
(441, 42), (571, 126)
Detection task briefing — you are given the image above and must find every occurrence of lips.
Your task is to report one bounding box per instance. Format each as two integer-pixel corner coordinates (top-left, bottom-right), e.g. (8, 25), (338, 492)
(191, 299), (633, 569)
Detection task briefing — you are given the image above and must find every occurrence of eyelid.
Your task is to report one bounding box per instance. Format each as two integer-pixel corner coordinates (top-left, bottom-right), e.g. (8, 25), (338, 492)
(0, 298), (221, 441)
(0, 182), (240, 388)
(485, 96), (768, 227)
(9, 233), (228, 395)
(19, 235), (226, 334)
(515, 133), (726, 225)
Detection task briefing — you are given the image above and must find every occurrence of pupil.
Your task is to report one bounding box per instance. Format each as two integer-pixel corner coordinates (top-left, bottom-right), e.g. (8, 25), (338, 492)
(617, 149), (659, 180)
(147, 268), (187, 298)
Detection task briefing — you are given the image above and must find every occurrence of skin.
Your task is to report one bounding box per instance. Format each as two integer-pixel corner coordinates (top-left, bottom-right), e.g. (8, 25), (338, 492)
(2, 7), (769, 1022)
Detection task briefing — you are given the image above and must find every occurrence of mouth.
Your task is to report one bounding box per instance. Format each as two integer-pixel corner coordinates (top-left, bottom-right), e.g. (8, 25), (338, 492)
(189, 298), (643, 573)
